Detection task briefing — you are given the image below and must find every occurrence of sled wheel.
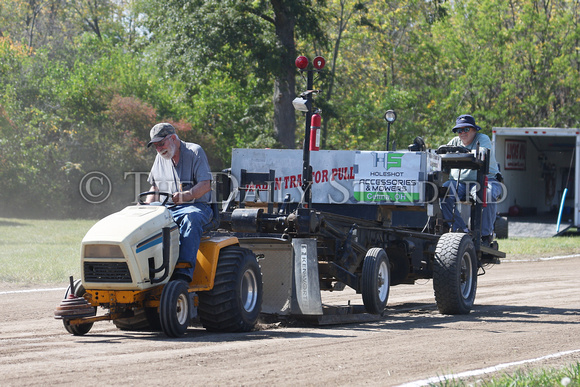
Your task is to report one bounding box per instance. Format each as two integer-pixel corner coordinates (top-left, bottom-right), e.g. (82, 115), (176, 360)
(62, 280), (96, 336)
(198, 246), (262, 332)
(433, 233), (477, 314)
(361, 248), (390, 315)
(113, 307), (161, 331)
(159, 280), (191, 337)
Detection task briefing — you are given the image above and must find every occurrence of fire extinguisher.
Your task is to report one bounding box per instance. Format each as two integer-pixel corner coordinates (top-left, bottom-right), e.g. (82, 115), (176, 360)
(310, 110), (321, 151)
(482, 176), (488, 208)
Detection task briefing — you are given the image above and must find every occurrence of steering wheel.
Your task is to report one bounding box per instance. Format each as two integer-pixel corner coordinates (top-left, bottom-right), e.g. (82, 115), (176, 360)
(138, 191), (172, 206)
(435, 145), (470, 155)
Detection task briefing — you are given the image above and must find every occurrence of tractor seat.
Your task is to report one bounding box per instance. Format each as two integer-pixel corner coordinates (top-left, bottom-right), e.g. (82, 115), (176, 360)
(202, 202), (220, 233)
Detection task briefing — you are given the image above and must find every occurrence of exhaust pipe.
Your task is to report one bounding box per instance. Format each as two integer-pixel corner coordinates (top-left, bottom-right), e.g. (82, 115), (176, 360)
(150, 227), (171, 284)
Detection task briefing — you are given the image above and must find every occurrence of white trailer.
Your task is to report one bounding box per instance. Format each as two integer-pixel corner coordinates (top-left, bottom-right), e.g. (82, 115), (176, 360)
(492, 127), (580, 228)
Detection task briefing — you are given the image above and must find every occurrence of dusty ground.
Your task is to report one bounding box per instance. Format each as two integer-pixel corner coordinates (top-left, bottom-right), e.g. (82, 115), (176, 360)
(1, 256), (580, 387)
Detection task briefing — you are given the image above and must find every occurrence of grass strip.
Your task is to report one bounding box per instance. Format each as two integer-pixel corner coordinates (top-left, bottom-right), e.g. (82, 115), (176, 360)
(0, 217), (94, 284)
(435, 361), (580, 386)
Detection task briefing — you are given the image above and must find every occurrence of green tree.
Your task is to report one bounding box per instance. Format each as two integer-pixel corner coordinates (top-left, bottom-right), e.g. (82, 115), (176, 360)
(319, 0), (445, 150)
(139, 0), (326, 149)
(431, 0), (580, 132)
(0, 35), (173, 217)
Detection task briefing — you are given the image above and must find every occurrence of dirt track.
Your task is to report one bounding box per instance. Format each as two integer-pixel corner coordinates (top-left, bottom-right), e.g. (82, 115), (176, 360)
(1, 256), (580, 386)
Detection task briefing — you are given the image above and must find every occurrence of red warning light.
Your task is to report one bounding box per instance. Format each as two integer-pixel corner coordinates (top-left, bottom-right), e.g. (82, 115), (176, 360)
(313, 56), (326, 70)
(295, 56), (309, 69)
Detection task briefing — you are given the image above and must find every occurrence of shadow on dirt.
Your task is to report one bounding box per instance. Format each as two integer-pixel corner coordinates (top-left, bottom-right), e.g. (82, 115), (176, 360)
(322, 302), (580, 333)
(72, 325), (352, 343)
(68, 303), (579, 342)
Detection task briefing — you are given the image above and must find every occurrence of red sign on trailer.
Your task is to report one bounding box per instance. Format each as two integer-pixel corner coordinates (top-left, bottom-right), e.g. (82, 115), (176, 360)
(504, 139), (526, 170)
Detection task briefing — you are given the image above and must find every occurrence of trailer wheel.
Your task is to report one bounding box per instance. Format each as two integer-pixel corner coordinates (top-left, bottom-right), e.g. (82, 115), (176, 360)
(433, 233), (477, 314)
(159, 280), (191, 337)
(494, 216), (508, 239)
(62, 280), (96, 336)
(361, 248), (390, 315)
(198, 246), (263, 332)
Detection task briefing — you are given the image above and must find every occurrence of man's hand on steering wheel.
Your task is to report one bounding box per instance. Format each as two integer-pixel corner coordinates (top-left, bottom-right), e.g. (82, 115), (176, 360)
(172, 191), (193, 205)
(138, 191), (171, 205)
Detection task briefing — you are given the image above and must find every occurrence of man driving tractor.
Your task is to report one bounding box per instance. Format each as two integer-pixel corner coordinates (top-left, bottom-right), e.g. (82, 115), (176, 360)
(146, 122), (214, 283)
(440, 114), (502, 245)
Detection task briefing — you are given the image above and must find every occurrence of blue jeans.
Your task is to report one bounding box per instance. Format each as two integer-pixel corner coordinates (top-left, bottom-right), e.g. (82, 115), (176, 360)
(440, 179), (502, 237)
(170, 203), (213, 279)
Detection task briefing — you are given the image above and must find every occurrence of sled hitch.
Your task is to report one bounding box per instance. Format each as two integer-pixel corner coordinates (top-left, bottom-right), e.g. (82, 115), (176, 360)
(61, 310), (133, 326)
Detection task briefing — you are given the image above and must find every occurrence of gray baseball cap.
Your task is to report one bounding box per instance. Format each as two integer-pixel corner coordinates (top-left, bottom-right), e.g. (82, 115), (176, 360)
(147, 123), (176, 147)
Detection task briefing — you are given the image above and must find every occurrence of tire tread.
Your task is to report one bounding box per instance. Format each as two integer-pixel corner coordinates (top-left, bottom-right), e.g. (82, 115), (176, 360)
(433, 233), (477, 315)
(198, 246), (262, 332)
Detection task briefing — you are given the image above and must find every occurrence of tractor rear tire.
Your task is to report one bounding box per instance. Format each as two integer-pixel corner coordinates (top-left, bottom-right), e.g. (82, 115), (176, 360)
(198, 246), (262, 332)
(62, 279), (96, 336)
(361, 248), (390, 314)
(159, 280), (191, 337)
(433, 233), (477, 314)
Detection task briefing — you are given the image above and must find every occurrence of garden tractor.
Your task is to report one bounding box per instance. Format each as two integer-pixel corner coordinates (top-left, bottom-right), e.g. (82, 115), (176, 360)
(54, 192), (263, 338)
(56, 55), (506, 335)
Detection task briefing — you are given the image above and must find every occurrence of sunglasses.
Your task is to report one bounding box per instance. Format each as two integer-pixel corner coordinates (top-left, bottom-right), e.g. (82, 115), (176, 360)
(153, 136), (172, 148)
(455, 127), (472, 134)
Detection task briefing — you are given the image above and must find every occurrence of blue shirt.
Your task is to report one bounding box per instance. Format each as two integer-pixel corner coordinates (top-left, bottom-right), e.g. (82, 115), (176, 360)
(447, 132), (500, 181)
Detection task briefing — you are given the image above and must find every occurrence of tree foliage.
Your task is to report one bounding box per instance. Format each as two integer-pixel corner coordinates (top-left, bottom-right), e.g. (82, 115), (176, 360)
(1, 0), (579, 218)
(139, 0), (326, 149)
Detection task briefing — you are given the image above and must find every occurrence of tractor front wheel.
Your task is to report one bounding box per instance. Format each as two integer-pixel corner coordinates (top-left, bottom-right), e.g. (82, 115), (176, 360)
(159, 280), (191, 337)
